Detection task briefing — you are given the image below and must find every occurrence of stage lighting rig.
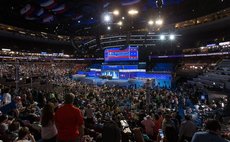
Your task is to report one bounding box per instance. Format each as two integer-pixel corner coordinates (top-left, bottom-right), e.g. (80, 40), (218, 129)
(169, 34), (175, 40)
(155, 18), (163, 26)
(113, 10), (119, 16)
(102, 13), (112, 23)
(160, 35), (165, 40)
(148, 20), (154, 26)
(117, 21), (123, 26)
(128, 9), (138, 16)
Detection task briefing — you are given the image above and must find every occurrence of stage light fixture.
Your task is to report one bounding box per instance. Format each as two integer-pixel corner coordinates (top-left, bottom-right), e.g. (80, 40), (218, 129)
(113, 10), (119, 16)
(148, 20), (154, 25)
(155, 19), (163, 25)
(169, 34), (175, 40)
(122, 17), (125, 20)
(117, 21), (123, 26)
(160, 35), (165, 40)
(128, 9), (138, 16)
(107, 26), (111, 30)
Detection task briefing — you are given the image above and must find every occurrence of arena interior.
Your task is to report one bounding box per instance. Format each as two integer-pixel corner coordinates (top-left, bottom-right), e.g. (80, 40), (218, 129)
(0, 0), (230, 142)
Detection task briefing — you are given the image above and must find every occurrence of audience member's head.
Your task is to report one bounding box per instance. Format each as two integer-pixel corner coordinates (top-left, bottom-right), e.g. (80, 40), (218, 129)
(154, 114), (159, 120)
(0, 114), (8, 124)
(146, 115), (151, 120)
(64, 93), (75, 104)
(205, 119), (221, 132)
(18, 127), (30, 140)
(164, 114), (171, 120)
(8, 121), (20, 132)
(185, 115), (192, 121)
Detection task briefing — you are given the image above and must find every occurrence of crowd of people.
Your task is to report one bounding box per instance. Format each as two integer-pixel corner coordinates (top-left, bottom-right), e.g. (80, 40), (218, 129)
(0, 62), (229, 142)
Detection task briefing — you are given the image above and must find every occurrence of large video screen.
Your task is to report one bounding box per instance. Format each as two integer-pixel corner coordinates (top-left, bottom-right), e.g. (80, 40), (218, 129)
(101, 65), (138, 70)
(104, 46), (138, 62)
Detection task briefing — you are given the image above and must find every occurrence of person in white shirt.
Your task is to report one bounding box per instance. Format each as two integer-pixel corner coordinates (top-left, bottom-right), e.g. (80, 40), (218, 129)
(3, 88), (11, 105)
(41, 103), (57, 141)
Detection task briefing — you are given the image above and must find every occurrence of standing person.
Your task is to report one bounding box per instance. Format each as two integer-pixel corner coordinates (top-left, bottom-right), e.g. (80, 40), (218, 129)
(102, 119), (121, 142)
(162, 114), (175, 132)
(153, 114), (162, 140)
(178, 115), (197, 142)
(55, 93), (84, 142)
(191, 119), (229, 142)
(141, 115), (155, 139)
(84, 104), (94, 127)
(2, 88), (11, 106)
(41, 103), (57, 142)
(144, 79), (152, 113)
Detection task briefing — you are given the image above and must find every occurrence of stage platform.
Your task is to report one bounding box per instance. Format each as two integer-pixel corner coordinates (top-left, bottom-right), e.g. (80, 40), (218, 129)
(72, 75), (162, 89)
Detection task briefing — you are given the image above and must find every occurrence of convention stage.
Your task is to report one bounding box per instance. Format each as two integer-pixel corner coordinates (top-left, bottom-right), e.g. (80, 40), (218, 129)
(73, 46), (172, 89)
(72, 74), (172, 89)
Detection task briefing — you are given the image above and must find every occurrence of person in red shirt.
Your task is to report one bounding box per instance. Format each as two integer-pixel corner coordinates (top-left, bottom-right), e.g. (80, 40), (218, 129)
(141, 115), (155, 139)
(153, 114), (162, 140)
(55, 93), (84, 142)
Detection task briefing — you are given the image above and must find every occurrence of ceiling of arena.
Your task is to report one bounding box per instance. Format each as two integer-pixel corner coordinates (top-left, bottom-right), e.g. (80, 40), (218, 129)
(0, 0), (229, 36)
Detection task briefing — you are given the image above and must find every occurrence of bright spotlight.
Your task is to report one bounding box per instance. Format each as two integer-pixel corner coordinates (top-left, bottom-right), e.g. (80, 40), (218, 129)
(128, 9), (138, 15)
(148, 20), (154, 25)
(103, 13), (112, 23)
(107, 26), (111, 30)
(169, 34), (175, 40)
(122, 17), (125, 20)
(117, 21), (123, 26)
(160, 35), (165, 40)
(155, 19), (163, 25)
(113, 10), (119, 16)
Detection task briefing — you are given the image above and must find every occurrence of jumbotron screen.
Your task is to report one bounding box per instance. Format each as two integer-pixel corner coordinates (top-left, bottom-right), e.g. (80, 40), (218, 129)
(104, 46), (138, 62)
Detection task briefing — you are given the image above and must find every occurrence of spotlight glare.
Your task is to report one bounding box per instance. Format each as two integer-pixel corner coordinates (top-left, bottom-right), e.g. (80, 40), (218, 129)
(160, 35), (165, 40)
(169, 34), (175, 40)
(107, 26), (111, 30)
(122, 17), (125, 20)
(128, 9), (138, 15)
(103, 14), (111, 23)
(113, 10), (119, 16)
(117, 21), (123, 26)
(155, 19), (163, 25)
(148, 20), (154, 25)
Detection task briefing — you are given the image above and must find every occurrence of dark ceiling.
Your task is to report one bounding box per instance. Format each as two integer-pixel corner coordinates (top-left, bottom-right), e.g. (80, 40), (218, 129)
(0, 0), (229, 36)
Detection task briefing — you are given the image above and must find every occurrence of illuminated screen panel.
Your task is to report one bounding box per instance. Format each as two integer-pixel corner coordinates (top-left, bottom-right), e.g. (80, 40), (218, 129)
(104, 46), (138, 62)
(101, 65), (138, 70)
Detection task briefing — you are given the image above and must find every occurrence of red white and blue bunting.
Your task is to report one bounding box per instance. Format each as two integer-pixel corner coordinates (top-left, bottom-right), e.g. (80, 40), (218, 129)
(121, 0), (141, 6)
(52, 4), (66, 14)
(40, 0), (56, 9)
